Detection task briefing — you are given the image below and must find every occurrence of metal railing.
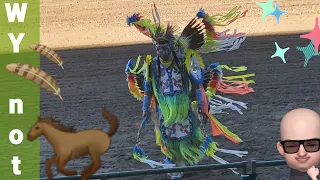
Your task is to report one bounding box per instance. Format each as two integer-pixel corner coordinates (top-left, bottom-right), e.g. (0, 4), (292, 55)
(240, 160), (287, 180)
(251, 159), (287, 174)
(38, 159), (319, 180)
(39, 161), (247, 180)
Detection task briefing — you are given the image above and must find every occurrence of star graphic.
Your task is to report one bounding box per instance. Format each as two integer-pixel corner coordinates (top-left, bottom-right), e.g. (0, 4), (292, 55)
(256, 0), (276, 21)
(300, 17), (320, 53)
(268, 2), (287, 24)
(296, 40), (319, 67)
(271, 42), (290, 63)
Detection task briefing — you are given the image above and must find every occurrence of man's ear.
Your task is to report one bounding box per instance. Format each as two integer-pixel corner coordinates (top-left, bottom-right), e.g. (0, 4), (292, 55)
(277, 141), (285, 155)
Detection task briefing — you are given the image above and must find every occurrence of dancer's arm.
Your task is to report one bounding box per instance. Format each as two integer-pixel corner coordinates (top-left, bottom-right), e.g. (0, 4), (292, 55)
(188, 66), (207, 115)
(142, 61), (153, 117)
(142, 83), (153, 117)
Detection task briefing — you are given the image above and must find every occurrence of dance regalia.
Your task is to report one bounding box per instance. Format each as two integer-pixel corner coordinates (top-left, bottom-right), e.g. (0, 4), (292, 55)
(124, 4), (255, 177)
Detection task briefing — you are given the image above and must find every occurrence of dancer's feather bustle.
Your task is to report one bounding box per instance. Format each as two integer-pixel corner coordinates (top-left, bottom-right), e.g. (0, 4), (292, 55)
(179, 17), (206, 50)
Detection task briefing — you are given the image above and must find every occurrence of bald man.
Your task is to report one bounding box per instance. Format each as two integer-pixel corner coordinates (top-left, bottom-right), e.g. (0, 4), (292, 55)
(277, 108), (320, 180)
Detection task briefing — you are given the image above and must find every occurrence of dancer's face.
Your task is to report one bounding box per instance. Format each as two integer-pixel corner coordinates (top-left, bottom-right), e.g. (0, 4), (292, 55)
(277, 108), (320, 172)
(155, 42), (172, 62)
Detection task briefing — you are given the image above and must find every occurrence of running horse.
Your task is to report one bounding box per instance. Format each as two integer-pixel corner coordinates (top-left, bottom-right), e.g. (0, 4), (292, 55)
(27, 107), (119, 180)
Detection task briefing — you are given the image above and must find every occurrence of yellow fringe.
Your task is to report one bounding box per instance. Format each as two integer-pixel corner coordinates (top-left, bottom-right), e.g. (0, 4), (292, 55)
(145, 55), (152, 82)
(205, 142), (218, 157)
(191, 101), (199, 112)
(224, 79), (255, 84)
(209, 113), (243, 143)
(185, 49), (205, 73)
(218, 64), (247, 72)
(223, 73), (255, 80)
(155, 129), (173, 159)
(133, 56), (141, 72)
(129, 55), (146, 74)
(210, 6), (245, 27)
(160, 145), (172, 160)
(205, 87), (216, 100)
(136, 64), (145, 74)
(155, 129), (162, 146)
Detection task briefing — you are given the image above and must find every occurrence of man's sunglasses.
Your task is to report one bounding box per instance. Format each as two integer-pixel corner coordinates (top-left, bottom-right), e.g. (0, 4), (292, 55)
(280, 138), (320, 154)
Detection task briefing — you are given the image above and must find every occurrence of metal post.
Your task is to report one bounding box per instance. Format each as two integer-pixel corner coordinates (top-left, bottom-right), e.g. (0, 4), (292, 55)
(241, 160), (258, 180)
(249, 160), (258, 180)
(251, 160), (256, 174)
(240, 161), (250, 180)
(241, 161), (247, 174)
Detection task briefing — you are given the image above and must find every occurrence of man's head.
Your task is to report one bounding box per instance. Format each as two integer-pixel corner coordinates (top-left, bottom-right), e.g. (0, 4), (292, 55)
(153, 39), (173, 62)
(151, 24), (177, 63)
(277, 108), (320, 172)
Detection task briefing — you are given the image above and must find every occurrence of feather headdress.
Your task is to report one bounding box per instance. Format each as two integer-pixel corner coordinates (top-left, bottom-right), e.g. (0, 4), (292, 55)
(148, 3), (206, 52)
(149, 3), (178, 46)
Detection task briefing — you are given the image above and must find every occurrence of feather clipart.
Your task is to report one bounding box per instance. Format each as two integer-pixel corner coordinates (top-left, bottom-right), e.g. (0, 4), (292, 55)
(6, 63), (64, 101)
(29, 44), (64, 70)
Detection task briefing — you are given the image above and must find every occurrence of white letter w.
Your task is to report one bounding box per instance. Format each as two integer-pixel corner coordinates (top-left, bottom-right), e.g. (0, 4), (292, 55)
(5, 3), (28, 22)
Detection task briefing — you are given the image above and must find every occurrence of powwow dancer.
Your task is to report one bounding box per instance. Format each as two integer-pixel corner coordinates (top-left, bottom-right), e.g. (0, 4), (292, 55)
(125, 4), (255, 179)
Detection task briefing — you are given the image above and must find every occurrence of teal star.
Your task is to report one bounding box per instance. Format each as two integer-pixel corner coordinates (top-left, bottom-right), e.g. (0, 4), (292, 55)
(268, 2), (287, 24)
(296, 39), (319, 67)
(271, 42), (290, 63)
(256, 0), (276, 21)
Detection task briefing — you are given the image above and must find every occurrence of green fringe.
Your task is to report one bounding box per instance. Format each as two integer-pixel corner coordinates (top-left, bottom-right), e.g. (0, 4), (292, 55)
(163, 127), (205, 165)
(152, 76), (189, 126)
(205, 6), (244, 27)
(205, 141), (218, 157)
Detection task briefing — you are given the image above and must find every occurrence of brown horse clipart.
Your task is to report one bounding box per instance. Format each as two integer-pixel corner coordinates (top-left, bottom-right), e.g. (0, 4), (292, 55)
(27, 107), (119, 180)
